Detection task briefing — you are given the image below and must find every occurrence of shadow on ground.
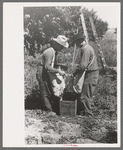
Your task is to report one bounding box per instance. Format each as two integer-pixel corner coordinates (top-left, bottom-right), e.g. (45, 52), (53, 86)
(25, 89), (44, 110)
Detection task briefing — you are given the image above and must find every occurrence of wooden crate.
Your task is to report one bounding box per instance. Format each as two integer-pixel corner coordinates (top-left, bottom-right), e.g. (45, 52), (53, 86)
(59, 99), (77, 116)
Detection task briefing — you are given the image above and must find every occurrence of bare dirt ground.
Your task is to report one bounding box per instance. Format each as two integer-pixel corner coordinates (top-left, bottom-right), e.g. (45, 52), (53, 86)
(25, 109), (117, 145)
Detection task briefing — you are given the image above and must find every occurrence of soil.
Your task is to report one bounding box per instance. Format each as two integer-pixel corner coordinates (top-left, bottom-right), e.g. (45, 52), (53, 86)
(25, 109), (117, 145)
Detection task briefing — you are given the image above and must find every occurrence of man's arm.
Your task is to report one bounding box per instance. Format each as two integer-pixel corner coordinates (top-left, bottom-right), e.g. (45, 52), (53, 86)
(44, 49), (59, 73)
(73, 47), (90, 76)
(44, 48), (66, 76)
(80, 47), (90, 70)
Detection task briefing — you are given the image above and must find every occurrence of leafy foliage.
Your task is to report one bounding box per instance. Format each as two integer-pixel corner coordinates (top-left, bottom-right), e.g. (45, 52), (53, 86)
(24, 6), (108, 57)
(93, 75), (117, 113)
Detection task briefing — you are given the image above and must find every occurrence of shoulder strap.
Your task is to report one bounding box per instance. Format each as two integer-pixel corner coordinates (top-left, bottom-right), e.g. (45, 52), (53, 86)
(85, 55), (95, 70)
(88, 55), (95, 68)
(51, 49), (55, 68)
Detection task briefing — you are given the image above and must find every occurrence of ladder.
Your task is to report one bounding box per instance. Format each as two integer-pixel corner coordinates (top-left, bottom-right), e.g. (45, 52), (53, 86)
(80, 7), (107, 70)
(80, 7), (89, 44)
(89, 12), (107, 69)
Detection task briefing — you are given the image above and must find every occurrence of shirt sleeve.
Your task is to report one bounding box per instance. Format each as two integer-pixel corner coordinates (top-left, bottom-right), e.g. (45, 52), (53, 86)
(80, 47), (90, 70)
(73, 47), (90, 76)
(43, 48), (59, 73)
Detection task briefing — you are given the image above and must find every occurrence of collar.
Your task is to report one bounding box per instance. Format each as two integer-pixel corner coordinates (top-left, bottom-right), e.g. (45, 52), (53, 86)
(84, 44), (88, 48)
(80, 44), (88, 49)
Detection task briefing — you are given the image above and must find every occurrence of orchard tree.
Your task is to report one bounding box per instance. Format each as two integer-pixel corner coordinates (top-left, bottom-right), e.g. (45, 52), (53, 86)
(24, 6), (108, 57)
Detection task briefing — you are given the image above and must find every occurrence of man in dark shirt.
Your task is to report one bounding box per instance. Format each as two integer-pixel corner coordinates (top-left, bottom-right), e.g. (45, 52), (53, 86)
(72, 34), (99, 116)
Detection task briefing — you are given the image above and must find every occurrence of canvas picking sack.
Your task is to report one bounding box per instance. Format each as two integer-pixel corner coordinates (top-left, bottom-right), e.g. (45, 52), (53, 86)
(73, 70), (86, 93)
(48, 49), (65, 97)
(73, 56), (95, 93)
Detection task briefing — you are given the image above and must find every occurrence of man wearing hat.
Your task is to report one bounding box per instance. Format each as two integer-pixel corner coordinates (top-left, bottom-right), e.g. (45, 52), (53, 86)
(72, 34), (99, 116)
(36, 35), (69, 116)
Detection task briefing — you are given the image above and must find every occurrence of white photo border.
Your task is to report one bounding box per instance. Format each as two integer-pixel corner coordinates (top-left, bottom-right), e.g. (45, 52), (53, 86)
(3, 2), (121, 147)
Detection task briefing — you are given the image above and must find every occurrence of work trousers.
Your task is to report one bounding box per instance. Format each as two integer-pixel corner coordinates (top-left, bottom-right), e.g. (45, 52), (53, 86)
(78, 70), (99, 115)
(36, 65), (60, 113)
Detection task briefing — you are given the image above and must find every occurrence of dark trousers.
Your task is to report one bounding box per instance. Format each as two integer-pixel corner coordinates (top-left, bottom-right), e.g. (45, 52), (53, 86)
(36, 65), (52, 111)
(78, 70), (99, 114)
(36, 65), (60, 113)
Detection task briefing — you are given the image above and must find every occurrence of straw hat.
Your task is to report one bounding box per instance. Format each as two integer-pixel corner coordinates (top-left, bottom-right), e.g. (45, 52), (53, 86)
(53, 35), (69, 48)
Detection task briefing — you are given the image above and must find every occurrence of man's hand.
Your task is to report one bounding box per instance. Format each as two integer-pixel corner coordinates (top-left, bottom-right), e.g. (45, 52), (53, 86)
(70, 73), (74, 78)
(58, 70), (66, 77)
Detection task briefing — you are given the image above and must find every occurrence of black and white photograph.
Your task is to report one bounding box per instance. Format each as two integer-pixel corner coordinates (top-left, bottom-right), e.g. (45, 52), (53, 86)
(3, 2), (121, 147)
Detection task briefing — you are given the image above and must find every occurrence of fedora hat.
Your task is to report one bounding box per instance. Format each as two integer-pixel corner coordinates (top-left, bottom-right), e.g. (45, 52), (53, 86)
(53, 35), (69, 48)
(73, 34), (85, 43)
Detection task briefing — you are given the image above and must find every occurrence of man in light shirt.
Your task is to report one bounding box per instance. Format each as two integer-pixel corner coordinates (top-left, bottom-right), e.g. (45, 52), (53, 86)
(72, 34), (99, 116)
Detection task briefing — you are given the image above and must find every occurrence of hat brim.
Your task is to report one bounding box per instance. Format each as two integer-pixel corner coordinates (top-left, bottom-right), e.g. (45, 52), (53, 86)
(53, 38), (69, 48)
